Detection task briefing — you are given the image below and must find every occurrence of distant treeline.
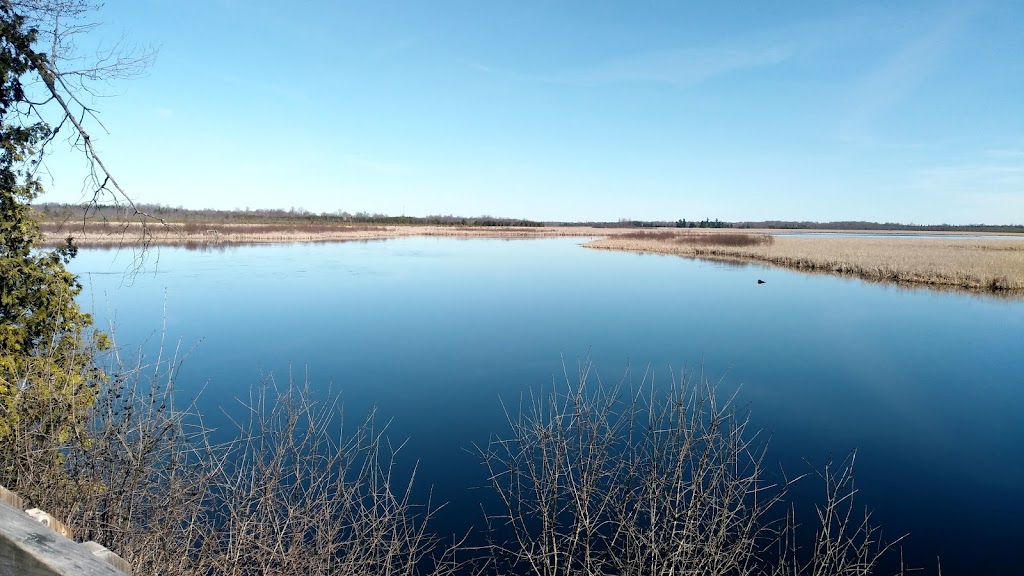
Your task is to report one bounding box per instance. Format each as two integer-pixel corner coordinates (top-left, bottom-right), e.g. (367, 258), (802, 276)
(554, 218), (730, 228)
(558, 218), (1024, 232)
(733, 220), (1024, 233)
(35, 204), (1022, 232)
(34, 203), (544, 228)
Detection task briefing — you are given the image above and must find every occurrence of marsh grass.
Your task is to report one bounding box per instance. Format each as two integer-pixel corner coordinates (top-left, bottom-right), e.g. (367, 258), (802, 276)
(39, 220), (391, 246)
(39, 221), (620, 247)
(588, 233), (1024, 294)
(619, 230), (775, 247)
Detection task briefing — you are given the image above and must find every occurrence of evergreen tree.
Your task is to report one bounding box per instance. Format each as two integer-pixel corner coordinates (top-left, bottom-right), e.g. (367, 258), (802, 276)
(0, 4), (108, 468)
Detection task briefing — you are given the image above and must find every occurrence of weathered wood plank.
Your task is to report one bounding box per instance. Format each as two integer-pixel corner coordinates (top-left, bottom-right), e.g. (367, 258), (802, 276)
(0, 500), (125, 576)
(0, 485), (23, 510)
(82, 542), (133, 575)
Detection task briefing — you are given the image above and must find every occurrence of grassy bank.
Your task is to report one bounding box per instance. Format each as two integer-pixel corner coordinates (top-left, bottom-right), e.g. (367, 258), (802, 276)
(585, 230), (1024, 294)
(39, 221), (629, 247)
(42, 220), (1024, 295)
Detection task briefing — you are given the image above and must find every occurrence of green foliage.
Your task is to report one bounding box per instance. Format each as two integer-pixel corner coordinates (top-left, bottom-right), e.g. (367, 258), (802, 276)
(0, 5), (108, 468)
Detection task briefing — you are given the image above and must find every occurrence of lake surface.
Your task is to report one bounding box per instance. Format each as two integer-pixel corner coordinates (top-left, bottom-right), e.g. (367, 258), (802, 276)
(72, 238), (1024, 574)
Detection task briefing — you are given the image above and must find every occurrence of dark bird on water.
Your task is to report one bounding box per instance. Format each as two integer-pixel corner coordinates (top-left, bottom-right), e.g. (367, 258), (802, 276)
(757, 279), (766, 284)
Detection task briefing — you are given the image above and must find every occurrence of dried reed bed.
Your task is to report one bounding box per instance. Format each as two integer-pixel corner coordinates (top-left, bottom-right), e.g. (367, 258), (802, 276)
(39, 221), (625, 247)
(619, 229), (775, 247)
(586, 232), (1024, 293)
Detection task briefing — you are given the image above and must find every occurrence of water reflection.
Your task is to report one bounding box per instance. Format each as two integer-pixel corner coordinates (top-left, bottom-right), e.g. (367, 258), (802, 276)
(70, 237), (1024, 574)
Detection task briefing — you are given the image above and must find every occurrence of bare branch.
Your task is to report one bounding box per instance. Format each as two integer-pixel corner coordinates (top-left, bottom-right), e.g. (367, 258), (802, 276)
(3, 0), (162, 249)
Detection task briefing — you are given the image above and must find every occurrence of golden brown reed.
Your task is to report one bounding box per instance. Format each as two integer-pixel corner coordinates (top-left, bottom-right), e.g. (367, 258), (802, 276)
(618, 229), (775, 247)
(586, 232), (1024, 293)
(40, 221), (627, 247)
(43, 220), (1024, 295)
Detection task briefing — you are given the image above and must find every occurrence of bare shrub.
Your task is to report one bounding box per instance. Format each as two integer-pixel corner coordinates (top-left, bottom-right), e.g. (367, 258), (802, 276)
(1, 337), (214, 574)
(3, 332), (911, 576)
(769, 452), (902, 576)
(196, 376), (452, 576)
(1, 337), (456, 576)
(478, 360), (901, 576)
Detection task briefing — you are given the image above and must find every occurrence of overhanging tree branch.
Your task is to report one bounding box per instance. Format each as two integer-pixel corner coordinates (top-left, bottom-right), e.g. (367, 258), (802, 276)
(2, 0), (161, 249)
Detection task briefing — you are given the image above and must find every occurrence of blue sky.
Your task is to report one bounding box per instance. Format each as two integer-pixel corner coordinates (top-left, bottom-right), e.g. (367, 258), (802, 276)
(38, 0), (1024, 223)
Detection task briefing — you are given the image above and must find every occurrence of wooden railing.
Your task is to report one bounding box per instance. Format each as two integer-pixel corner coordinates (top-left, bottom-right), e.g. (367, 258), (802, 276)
(0, 484), (132, 575)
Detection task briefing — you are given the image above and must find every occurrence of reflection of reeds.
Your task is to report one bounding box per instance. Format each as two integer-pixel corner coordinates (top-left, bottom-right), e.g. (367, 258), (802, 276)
(587, 234), (1024, 295)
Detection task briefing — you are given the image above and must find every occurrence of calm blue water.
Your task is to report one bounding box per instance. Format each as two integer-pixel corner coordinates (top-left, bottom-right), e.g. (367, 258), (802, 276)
(72, 238), (1024, 574)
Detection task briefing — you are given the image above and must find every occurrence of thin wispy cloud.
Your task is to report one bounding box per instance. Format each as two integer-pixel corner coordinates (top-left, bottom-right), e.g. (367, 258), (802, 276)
(908, 148), (1024, 201)
(541, 45), (792, 88)
(839, 1), (982, 145)
(879, 160), (1024, 223)
(914, 163), (1024, 190)
(960, 191), (1024, 223)
(982, 147), (1024, 160)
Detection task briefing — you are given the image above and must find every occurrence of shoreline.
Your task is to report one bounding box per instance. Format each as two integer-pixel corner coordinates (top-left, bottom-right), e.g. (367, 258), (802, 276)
(42, 220), (1024, 247)
(42, 222), (1024, 297)
(583, 233), (1024, 296)
(40, 222), (622, 247)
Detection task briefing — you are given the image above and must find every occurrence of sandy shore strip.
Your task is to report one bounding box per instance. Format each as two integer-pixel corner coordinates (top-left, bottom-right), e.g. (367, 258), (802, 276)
(585, 232), (1024, 294)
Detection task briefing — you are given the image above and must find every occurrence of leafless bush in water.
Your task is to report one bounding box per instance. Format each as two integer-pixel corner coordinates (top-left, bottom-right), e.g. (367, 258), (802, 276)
(2, 336), (457, 576)
(769, 452), (904, 576)
(196, 376), (457, 576)
(477, 360), (901, 576)
(3, 326), (912, 576)
(2, 336), (217, 574)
